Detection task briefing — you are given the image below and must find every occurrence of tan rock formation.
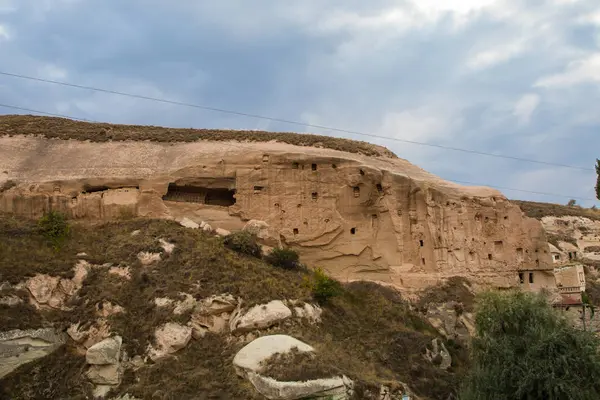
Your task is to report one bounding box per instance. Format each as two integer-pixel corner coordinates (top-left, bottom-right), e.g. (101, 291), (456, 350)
(0, 117), (552, 291)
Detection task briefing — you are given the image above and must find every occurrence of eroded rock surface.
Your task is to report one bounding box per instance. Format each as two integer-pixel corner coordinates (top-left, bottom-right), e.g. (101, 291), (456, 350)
(147, 322), (192, 360)
(0, 122), (553, 291)
(0, 328), (66, 378)
(230, 300), (292, 333)
(234, 335), (352, 400)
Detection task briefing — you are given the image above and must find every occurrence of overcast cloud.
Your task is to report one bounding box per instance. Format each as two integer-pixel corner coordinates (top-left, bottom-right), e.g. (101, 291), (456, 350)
(0, 0), (599, 206)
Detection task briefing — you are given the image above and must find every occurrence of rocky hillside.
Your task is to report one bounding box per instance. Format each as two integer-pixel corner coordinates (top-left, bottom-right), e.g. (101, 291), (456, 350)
(0, 214), (473, 400)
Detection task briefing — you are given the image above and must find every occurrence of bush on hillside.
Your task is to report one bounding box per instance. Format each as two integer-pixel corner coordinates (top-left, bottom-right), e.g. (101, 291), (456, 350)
(461, 290), (600, 400)
(38, 211), (70, 250)
(265, 247), (300, 270)
(308, 268), (342, 304)
(222, 231), (262, 258)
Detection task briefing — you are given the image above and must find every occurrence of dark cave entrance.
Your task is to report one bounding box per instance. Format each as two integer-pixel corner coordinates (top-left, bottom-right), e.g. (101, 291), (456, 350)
(163, 183), (236, 206)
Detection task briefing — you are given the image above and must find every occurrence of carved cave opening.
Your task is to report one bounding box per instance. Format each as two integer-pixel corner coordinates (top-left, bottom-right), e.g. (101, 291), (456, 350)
(163, 183), (236, 206)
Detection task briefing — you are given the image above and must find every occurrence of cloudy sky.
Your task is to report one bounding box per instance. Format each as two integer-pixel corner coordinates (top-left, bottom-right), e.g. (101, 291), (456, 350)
(0, 0), (599, 206)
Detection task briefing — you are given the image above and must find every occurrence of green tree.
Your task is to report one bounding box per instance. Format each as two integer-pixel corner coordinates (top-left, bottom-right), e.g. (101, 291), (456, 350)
(596, 159), (600, 201)
(38, 210), (70, 250)
(461, 291), (600, 400)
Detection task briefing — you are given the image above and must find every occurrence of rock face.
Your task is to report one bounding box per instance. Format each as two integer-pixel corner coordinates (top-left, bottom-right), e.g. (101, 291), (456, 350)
(148, 322), (192, 360)
(230, 300), (292, 333)
(234, 335), (352, 400)
(0, 117), (552, 291)
(0, 328), (66, 378)
(86, 336), (122, 365)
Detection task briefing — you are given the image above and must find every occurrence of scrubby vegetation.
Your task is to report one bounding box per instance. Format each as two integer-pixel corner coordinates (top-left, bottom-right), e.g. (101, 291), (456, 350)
(514, 200), (600, 221)
(416, 276), (475, 313)
(0, 115), (397, 158)
(222, 230), (262, 258)
(38, 210), (71, 250)
(546, 232), (578, 248)
(461, 291), (600, 400)
(307, 267), (343, 305)
(0, 214), (468, 400)
(265, 247), (300, 270)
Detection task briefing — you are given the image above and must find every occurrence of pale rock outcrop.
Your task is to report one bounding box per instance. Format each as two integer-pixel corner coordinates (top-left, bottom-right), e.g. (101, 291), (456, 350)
(203, 223), (213, 233)
(426, 302), (474, 342)
(234, 335), (352, 400)
(292, 303), (322, 323)
(86, 336), (122, 365)
(148, 322), (192, 360)
(131, 230), (141, 236)
(173, 293), (196, 315)
(243, 219), (270, 238)
(189, 294), (238, 338)
(215, 227), (231, 237)
(159, 238), (175, 254)
(137, 251), (161, 265)
(86, 364), (121, 385)
(109, 266), (132, 280)
(24, 261), (89, 310)
(233, 335), (314, 372)
(154, 297), (175, 307)
(0, 120), (554, 292)
(96, 301), (125, 317)
(67, 319), (112, 349)
(179, 217), (199, 229)
(425, 338), (452, 370)
(0, 328), (65, 378)
(230, 300), (292, 333)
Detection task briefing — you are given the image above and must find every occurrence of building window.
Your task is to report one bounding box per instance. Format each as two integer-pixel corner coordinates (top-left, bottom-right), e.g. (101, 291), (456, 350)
(579, 272), (585, 283)
(419, 240), (424, 247)
(311, 163), (317, 171)
(312, 192), (318, 200)
(519, 273), (524, 284)
(554, 254), (560, 261)
(529, 272), (534, 284)
(293, 228), (299, 235)
(353, 187), (360, 197)
(350, 227), (356, 235)
(376, 184), (383, 193)
(292, 162), (299, 169)
(488, 254), (493, 260)
(360, 169), (365, 175)
(422, 258), (426, 265)
(263, 155), (269, 162)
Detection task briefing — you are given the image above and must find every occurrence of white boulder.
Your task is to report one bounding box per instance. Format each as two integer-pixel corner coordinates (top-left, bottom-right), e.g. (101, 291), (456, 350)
(86, 336), (122, 365)
(230, 300), (292, 333)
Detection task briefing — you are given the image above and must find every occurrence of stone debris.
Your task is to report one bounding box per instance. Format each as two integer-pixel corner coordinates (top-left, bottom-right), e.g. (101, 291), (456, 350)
(0, 328), (66, 379)
(230, 300), (292, 333)
(234, 335), (353, 400)
(159, 238), (175, 254)
(147, 322), (192, 361)
(137, 251), (161, 265)
(179, 217), (199, 229)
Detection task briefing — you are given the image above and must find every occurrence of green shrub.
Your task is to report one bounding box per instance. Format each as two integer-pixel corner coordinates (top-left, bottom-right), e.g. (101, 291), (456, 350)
(309, 268), (342, 304)
(461, 290), (600, 400)
(222, 231), (262, 258)
(265, 248), (300, 270)
(38, 211), (70, 250)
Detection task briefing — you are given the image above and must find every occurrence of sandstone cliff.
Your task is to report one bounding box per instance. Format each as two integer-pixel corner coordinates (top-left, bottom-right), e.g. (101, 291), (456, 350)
(0, 115), (552, 290)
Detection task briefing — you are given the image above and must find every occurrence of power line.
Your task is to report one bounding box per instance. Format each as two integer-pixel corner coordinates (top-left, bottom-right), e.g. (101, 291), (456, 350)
(448, 179), (597, 201)
(0, 103), (596, 203)
(0, 70), (593, 172)
(0, 104), (95, 122)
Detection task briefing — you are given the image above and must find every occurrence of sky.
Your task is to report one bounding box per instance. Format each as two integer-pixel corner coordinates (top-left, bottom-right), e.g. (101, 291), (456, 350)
(0, 0), (599, 206)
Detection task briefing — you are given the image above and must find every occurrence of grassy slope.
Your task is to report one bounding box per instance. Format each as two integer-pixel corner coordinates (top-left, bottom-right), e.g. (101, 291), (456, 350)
(514, 200), (600, 221)
(0, 115), (396, 158)
(0, 215), (467, 400)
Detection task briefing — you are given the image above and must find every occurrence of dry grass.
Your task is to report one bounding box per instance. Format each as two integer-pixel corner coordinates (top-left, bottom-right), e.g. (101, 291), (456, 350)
(547, 232), (578, 248)
(416, 276), (475, 313)
(0, 345), (92, 400)
(514, 200), (600, 221)
(0, 216), (467, 400)
(0, 115), (396, 158)
(261, 347), (342, 381)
